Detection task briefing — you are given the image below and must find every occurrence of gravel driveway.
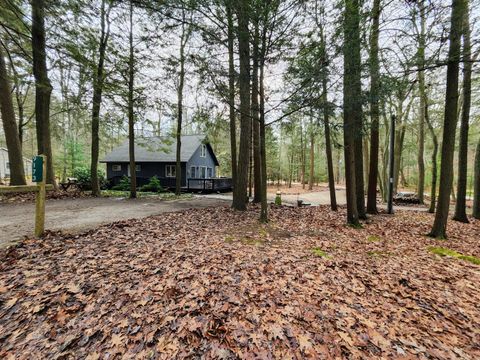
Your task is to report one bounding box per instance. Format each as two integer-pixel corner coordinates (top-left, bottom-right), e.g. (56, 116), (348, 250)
(0, 196), (229, 248)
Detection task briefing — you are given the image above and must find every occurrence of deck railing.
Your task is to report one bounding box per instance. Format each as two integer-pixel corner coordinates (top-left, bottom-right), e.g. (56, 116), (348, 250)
(187, 178), (233, 192)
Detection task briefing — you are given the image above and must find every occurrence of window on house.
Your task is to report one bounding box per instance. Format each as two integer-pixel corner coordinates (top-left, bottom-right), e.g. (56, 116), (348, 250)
(200, 166), (206, 179)
(200, 144), (206, 157)
(166, 165), (176, 177)
(136, 165), (141, 172)
(190, 166), (196, 178)
(6, 162), (10, 169)
(112, 164), (121, 172)
(207, 167), (213, 178)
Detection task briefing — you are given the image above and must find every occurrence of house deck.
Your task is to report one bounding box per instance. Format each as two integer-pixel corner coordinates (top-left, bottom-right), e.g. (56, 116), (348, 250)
(185, 178), (233, 193)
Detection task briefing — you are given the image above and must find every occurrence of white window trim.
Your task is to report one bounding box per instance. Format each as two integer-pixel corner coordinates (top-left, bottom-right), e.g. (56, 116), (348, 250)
(166, 165), (176, 177)
(112, 164), (122, 172)
(190, 166), (196, 178)
(136, 164), (141, 172)
(200, 144), (207, 157)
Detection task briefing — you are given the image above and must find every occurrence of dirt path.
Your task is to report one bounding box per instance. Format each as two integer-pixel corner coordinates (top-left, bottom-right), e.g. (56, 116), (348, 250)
(0, 196), (229, 248)
(205, 189), (428, 212)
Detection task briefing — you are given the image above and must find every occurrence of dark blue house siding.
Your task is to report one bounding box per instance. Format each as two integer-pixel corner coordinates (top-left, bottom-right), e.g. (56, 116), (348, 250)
(106, 162), (187, 188)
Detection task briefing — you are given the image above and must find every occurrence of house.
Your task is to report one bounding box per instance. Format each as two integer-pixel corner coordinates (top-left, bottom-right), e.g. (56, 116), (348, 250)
(0, 148), (33, 183)
(101, 134), (228, 191)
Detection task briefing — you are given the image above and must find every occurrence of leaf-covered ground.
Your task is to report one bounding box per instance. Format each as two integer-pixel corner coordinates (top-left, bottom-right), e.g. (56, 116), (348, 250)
(0, 205), (479, 359)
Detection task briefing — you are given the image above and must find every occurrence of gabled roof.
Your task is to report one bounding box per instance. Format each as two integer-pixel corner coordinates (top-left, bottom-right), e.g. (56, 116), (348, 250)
(100, 134), (219, 165)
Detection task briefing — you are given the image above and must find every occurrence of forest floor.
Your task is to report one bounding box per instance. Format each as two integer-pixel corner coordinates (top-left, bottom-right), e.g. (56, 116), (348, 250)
(0, 205), (479, 358)
(0, 195), (228, 248)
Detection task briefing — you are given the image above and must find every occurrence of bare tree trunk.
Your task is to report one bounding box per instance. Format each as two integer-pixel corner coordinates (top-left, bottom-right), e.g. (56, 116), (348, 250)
(309, 124), (314, 191)
(349, 0), (365, 219)
(322, 76), (337, 211)
(380, 107), (390, 201)
(300, 125), (306, 189)
(363, 138), (369, 191)
(90, 0), (111, 196)
(248, 137), (253, 198)
(367, 0), (381, 213)
(252, 17), (261, 203)
(416, 0), (426, 204)
(232, 0), (251, 210)
(425, 100), (438, 213)
(175, 9), (190, 196)
(473, 141), (480, 219)
(128, 0), (137, 198)
(429, 0), (464, 238)
(259, 27), (268, 222)
(0, 45), (26, 185)
(288, 149), (294, 188)
(226, 3), (237, 190)
(32, 0), (56, 187)
(343, 0), (361, 225)
(453, 4), (471, 223)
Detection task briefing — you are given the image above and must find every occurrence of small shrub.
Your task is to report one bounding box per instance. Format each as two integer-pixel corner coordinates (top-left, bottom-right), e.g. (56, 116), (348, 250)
(73, 167), (106, 190)
(275, 193), (282, 205)
(139, 176), (165, 193)
(311, 247), (329, 258)
(111, 176), (131, 191)
(367, 235), (382, 242)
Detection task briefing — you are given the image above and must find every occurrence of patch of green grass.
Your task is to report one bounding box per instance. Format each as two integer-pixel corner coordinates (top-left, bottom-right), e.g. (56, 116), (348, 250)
(428, 246), (480, 265)
(311, 247), (330, 258)
(367, 235), (382, 243)
(224, 236), (235, 244)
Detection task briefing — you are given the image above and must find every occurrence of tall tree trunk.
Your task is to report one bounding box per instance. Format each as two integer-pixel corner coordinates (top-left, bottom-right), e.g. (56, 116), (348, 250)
(473, 141), (480, 219)
(429, 0), (465, 238)
(349, 0), (365, 219)
(176, 10), (189, 196)
(0, 45), (26, 185)
(425, 100), (438, 213)
(380, 107), (390, 201)
(453, 4), (471, 223)
(308, 123), (314, 191)
(343, 0), (361, 225)
(15, 84), (27, 148)
(363, 138), (369, 191)
(252, 17), (261, 203)
(416, 0), (426, 204)
(366, 1), (380, 214)
(226, 3), (237, 190)
(32, 0), (56, 187)
(259, 28), (268, 222)
(248, 136), (253, 198)
(317, 12), (336, 208)
(300, 125), (306, 189)
(232, 0), (251, 210)
(90, 0), (111, 196)
(128, 0), (136, 199)
(322, 74), (337, 211)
